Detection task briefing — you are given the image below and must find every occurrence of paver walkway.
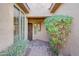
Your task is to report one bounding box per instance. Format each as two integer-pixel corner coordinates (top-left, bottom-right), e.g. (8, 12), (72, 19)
(25, 40), (53, 56)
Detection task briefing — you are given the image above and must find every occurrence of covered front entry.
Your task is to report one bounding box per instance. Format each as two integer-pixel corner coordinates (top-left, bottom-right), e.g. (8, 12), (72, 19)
(28, 17), (49, 42)
(26, 16), (52, 56)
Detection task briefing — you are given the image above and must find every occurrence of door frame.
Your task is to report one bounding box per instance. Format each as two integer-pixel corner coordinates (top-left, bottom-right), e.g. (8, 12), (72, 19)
(28, 23), (33, 41)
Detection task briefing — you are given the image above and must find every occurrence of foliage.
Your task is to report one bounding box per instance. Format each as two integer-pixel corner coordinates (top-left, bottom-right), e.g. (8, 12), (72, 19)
(44, 15), (72, 55)
(0, 35), (28, 56)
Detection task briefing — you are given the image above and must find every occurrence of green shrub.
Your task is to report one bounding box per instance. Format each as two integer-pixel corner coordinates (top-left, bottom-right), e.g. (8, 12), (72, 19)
(44, 15), (72, 55)
(0, 35), (28, 56)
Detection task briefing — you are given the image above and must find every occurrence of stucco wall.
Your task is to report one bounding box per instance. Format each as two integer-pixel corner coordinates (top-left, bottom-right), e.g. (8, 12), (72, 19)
(0, 4), (14, 52)
(33, 21), (49, 42)
(53, 3), (79, 56)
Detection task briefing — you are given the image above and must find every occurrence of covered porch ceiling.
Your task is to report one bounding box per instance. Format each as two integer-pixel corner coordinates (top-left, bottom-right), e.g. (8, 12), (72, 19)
(27, 3), (52, 10)
(25, 3), (62, 17)
(26, 3), (53, 17)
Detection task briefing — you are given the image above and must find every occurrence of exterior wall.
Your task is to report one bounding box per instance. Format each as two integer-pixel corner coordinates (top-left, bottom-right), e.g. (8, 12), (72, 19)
(52, 3), (79, 56)
(33, 21), (49, 42)
(0, 4), (14, 52)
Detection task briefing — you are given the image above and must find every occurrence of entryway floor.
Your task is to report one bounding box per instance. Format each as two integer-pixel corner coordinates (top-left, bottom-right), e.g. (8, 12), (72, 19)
(25, 40), (53, 56)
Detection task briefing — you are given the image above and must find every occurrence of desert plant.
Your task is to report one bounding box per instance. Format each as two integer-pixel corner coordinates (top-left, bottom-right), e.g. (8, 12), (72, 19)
(44, 15), (72, 55)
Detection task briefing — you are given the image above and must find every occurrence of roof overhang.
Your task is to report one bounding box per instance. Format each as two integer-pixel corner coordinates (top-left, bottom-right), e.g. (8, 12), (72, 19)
(27, 16), (49, 19)
(49, 3), (62, 13)
(16, 3), (30, 13)
(27, 16), (48, 23)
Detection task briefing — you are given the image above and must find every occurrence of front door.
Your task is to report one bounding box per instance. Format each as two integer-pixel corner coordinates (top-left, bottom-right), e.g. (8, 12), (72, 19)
(28, 23), (33, 41)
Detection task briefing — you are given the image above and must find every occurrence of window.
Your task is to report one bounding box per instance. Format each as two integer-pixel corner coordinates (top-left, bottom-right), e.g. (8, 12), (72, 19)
(34, 23), (41, 34)
(14, 6), (20, 40)
(14, 5), (25, 40)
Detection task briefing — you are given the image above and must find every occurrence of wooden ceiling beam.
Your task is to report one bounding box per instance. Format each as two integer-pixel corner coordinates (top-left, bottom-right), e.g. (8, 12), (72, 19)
(16, 3), (29, 13)
(27, 16), (49, 19)
(50, 3), (62, 13)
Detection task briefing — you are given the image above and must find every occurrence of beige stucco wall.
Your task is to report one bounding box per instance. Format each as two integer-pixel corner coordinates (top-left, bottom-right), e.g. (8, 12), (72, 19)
(0, 4), (14, 52)
(33, 21), (49, 42)
(52, 3), (79, 56)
